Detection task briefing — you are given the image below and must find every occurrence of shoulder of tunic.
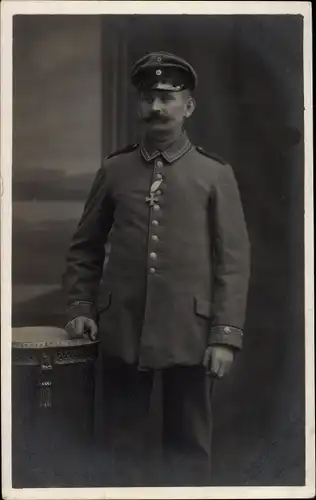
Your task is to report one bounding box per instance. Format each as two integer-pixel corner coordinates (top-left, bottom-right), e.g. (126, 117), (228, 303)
(104, 143), (139, 160)
(195, 146), (227, 165)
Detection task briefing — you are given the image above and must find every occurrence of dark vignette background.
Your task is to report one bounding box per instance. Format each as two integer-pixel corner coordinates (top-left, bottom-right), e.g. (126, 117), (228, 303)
(12, 14), (305, 487)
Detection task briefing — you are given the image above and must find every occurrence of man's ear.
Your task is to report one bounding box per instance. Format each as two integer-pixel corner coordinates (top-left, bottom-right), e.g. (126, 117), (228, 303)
(185, 96), (196, 118)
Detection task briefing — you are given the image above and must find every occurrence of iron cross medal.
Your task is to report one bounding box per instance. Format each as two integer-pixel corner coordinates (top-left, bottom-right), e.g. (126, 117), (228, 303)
(146, 179), (163, 207)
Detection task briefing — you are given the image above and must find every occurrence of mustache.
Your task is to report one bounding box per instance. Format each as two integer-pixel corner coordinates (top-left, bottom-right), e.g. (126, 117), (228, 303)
(143, 113), (169, 123)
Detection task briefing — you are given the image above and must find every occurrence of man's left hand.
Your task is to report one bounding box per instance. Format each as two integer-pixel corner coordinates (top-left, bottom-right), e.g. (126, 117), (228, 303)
(203, 345), (235, 378)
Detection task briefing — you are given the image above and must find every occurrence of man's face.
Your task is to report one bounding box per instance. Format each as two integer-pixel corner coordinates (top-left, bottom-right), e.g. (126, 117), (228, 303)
(137, 89), (195, 134)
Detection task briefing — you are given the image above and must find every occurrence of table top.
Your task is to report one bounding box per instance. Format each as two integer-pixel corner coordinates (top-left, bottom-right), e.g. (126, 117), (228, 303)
(11, 326), (98, 349)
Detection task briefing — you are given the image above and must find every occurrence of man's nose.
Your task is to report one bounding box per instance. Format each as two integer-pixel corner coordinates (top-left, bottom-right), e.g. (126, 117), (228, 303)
(151, 97), (163, 112)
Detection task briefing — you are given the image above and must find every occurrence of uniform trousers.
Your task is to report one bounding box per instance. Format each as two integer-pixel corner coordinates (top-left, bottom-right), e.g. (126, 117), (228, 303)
(100, 355), (215, 486)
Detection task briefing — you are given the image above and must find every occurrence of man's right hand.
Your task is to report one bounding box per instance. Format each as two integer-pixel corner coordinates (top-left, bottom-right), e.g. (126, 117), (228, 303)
(65, 316), (98, 341)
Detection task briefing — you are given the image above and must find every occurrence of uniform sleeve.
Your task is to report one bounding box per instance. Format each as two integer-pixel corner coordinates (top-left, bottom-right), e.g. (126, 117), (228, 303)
(62, 163), (114, 322)
(209, 163), (251, 349)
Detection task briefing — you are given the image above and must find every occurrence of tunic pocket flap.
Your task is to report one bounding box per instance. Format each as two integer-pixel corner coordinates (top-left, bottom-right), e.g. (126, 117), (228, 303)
(194, 297), (212, 318)
(97, 291), (112, 312)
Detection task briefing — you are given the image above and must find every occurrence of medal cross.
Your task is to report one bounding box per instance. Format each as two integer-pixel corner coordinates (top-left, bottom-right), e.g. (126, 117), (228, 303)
(146, 193), (159, 207)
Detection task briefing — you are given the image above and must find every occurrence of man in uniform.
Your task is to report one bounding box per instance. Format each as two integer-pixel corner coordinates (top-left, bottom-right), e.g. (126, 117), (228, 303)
(63, 52), (251, 486)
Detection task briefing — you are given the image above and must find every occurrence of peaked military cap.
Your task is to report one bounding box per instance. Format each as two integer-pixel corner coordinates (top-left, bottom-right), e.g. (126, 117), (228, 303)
(131, 51), (198, 92)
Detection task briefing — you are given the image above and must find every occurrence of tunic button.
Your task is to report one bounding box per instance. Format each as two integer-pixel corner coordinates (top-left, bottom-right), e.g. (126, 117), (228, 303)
(153, 204), (160, 211)
(149, 267), (156, 274)
(152, 220), (159, 227)
(156, 160), (163, 168)
(156, 173), (163, 180)
(150, 252), (157, 260)
(152, 235), (159, 242)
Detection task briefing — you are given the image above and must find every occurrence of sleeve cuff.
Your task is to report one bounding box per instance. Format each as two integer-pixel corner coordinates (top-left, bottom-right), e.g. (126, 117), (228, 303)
(209, 325), (243, 350)
(67, 301), (97, 322)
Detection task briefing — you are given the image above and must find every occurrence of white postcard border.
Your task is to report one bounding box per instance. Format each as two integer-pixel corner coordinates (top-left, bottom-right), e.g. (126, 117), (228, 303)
(1, 2), (314, 499)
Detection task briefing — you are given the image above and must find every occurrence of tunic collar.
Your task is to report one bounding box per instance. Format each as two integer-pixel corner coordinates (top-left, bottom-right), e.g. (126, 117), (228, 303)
(140, 132), (192, 163)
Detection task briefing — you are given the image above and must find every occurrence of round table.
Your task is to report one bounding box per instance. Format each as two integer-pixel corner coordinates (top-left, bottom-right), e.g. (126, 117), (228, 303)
(12, 326), (99, 486)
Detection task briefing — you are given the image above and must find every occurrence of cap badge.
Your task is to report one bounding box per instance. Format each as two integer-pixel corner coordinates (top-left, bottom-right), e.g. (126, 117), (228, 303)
(156, 56), (162, 62)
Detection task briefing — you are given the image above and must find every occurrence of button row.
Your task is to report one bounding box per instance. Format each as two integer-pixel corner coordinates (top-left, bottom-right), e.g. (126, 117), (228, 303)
(149, 160), (163, 276)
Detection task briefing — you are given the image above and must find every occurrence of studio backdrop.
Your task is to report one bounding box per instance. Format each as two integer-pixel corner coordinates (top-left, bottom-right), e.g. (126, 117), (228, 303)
(12, 14), (305, 487)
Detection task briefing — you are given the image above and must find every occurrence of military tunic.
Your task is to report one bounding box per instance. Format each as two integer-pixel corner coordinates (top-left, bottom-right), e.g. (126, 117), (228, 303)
(64, 132), (250, 369)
